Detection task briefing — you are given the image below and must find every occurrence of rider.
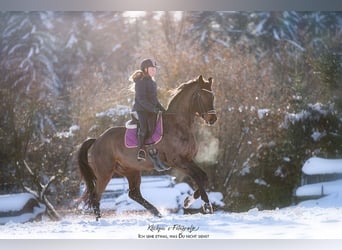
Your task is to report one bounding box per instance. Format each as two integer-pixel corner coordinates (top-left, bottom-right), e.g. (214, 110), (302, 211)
(129, 58), (166, 161)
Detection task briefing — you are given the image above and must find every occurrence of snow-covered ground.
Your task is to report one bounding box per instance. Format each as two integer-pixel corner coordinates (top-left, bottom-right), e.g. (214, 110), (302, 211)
(0, 193), (46, 225)
(1, 193), (342, 239)
(2, 158), (342, 239)
(1, 205), (342, 239)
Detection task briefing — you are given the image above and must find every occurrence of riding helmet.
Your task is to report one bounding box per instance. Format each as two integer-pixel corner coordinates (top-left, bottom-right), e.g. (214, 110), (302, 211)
(140, 59), (157, 71)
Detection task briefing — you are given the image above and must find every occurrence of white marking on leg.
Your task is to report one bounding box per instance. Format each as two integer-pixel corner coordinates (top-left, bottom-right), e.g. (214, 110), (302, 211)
(184, 193), (196, 208)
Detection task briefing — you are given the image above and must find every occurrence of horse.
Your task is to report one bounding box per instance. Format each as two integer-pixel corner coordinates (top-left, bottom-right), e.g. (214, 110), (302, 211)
(78, 75), (217, 220)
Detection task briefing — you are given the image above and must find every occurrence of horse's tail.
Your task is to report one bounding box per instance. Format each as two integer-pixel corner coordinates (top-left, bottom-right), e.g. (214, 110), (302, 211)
(78, 138), (97, 208)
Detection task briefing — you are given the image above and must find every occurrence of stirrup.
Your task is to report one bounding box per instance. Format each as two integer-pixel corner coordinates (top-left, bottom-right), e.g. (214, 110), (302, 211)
(137, 149), (146, 161)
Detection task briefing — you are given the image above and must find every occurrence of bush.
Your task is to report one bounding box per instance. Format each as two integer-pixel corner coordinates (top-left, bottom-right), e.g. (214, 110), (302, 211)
(237, 103), (342, 211)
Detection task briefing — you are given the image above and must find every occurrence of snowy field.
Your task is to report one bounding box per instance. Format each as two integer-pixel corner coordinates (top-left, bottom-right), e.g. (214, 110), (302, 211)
(2, 199), (342, 241)
(2, 158), (342, 241)
(1, 206), (342, 239)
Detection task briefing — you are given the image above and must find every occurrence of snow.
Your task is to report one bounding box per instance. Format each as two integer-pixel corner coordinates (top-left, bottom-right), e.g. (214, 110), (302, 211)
(311, 130), (326, 141)
(296, 180), (342, 199)
(0, 208), (45, 225)
(295, 157), (342, 209)
(83, 12), (96, 26)
(95, 105), (130, 118)
(282, 102), (335, 129)
(284, 38), (305, 51)
(240, 162), (251, 176)
(2, 206), (342, 239)
(254, 17), (268, 35)
(0, 193), (46, 225)
(2, 159), (342, 239)
(0, 193), (37, 212)
(273, 29), (280, 40)
(112, 44), (121, 52)
(66, 34), (78, 49)
(302, 157), (342, 175)
(284, 110), (310, 125)
(39, 12), (54, 30)
(257, 108), (270, 119)
(56, 125), (80, 138)
(254, 178), (269, 187)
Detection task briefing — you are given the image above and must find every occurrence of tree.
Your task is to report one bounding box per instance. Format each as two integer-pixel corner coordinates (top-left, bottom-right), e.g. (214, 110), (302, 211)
(0, 12), (62, 186)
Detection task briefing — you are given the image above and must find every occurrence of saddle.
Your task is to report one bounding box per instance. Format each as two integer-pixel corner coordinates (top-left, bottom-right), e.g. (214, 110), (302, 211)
(124, 112), (163, 148)
(124, 113), (169, 172)
(125, 111), (139, 129)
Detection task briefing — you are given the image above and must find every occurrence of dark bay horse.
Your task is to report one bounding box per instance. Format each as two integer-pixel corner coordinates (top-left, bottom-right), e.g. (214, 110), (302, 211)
(78, 75), (217, 220)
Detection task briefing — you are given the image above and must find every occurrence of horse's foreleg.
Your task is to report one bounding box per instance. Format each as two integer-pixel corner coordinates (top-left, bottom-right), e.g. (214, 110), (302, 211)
(127, 171), (162, 217)
(184, 190), (213, 214)
(184, 189), (201, 208)
(179, 160), (213, 214)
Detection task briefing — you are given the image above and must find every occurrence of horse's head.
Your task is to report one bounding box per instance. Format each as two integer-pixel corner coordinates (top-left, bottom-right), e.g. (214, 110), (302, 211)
(192, 75), (217, 125)
(167, 75), (217, 125)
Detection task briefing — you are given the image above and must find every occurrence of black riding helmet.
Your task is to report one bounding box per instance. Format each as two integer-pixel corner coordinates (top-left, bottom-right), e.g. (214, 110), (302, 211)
(140, 59), (157, 71)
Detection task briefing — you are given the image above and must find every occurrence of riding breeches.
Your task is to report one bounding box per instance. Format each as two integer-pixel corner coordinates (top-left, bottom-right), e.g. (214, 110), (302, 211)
(136, 111), (157, 147)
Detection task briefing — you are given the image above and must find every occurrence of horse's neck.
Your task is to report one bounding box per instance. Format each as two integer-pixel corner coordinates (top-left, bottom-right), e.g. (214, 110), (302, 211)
(165, 111), (195, 129)
(167, 89), (194, 116)
(162, 117), (194, 145)
(170, 113), (195, 129)
(166, 85), (199, 127)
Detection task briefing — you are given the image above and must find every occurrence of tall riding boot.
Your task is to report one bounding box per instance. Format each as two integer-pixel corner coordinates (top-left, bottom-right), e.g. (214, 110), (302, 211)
(137, 134), (146, 161)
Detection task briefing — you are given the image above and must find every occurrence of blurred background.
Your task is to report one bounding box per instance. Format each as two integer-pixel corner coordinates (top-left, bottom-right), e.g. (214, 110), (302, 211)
(0, 11), (341, 213)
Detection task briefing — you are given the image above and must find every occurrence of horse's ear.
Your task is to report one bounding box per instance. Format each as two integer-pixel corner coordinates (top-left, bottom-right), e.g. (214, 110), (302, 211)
(197, 75), (204, 83)
(207, 77), (213, 90)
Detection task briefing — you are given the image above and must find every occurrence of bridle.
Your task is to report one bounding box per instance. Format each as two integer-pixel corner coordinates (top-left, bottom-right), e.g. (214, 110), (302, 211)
(164, 87), (216, 118)
(193, 88), (216, 118)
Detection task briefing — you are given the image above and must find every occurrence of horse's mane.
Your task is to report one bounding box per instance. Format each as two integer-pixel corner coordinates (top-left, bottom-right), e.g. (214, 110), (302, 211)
(167, 79), (198, 107)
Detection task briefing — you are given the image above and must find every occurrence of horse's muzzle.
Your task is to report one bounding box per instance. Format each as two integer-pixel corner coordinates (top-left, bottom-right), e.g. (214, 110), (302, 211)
(202, 111), (217, 125)
(207, 114), (217, 125)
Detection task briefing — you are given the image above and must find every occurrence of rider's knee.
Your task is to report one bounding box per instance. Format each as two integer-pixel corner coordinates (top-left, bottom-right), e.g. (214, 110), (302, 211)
(138, 129), (147, 138)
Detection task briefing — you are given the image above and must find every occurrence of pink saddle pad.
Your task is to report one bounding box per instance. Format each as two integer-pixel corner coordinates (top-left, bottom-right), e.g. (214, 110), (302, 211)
(124, 115), (163, 148)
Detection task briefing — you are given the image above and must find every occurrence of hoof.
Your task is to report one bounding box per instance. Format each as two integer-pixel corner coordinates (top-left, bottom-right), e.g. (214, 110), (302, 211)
(151, 208), (163, 218)
(94, 208), (101, 221)
(202, 202), (213, 214)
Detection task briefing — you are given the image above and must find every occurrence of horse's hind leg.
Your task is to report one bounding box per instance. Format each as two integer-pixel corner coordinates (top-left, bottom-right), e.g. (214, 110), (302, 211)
(93, 199), (101, 221)
(92, 174), (114, 220)
(127, 171), (162, 217)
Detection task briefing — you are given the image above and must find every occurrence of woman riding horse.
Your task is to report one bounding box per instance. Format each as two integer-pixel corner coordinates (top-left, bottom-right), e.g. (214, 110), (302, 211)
(129, 59), (166, 161)
(78, 75), (217, 220)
